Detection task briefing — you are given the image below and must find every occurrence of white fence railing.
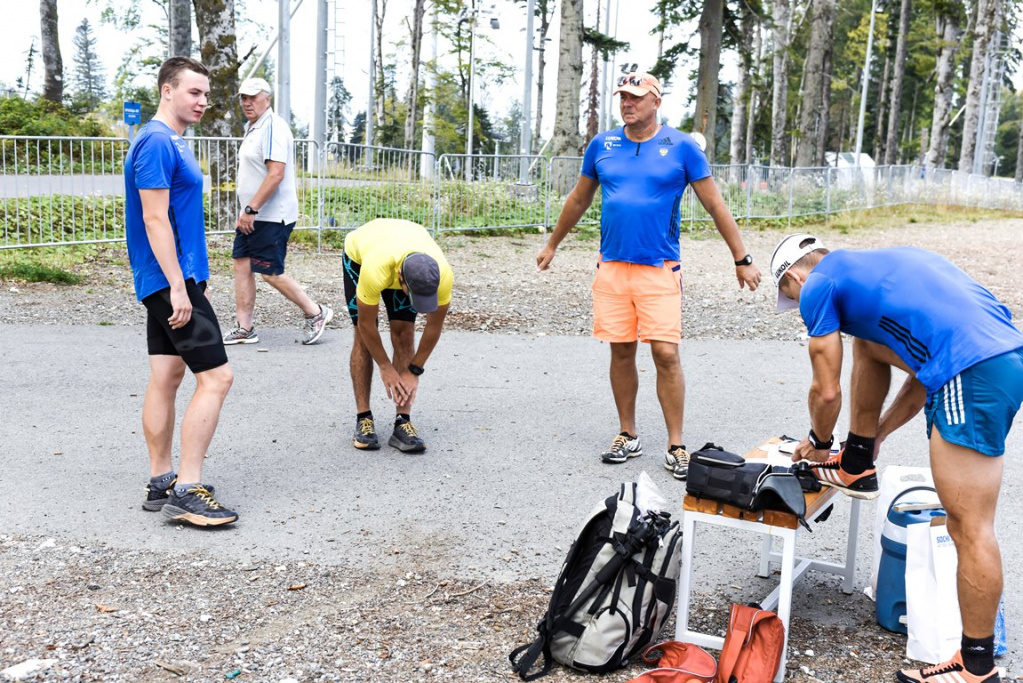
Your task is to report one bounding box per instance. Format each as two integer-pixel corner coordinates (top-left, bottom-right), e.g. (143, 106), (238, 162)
(2, 134), (1023, 249)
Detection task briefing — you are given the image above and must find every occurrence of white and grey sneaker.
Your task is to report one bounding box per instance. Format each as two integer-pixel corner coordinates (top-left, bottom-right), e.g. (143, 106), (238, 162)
(666, 446), (691, 480)
(302, 304), (334, 345)
(224, 326), (259, 345)
(600, 432), (643, 464)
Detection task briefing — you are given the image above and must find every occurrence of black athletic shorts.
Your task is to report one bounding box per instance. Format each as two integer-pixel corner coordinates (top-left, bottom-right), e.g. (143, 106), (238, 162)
(232, 220), (295, 275)
(342, 252), (417, 326)
(142, 279), (229, 373)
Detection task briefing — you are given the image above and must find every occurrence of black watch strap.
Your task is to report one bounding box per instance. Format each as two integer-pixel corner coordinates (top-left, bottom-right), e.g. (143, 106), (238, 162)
(808, 428), (834, 450)
(734, 254), (753, 267)
(408, 363), (425, 376)
(244, 205), (258, 215)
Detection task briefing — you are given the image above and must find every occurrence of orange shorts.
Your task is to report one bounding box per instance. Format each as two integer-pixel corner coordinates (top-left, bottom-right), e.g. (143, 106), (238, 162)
(592, 259), (683, 343)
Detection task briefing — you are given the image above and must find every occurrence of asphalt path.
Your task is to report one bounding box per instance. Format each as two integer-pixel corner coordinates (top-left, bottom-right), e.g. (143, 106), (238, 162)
(1, 324), (1020, 661)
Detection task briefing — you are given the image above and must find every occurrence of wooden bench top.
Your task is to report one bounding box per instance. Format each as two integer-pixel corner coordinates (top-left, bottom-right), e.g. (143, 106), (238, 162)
(682, 437), (839, 530)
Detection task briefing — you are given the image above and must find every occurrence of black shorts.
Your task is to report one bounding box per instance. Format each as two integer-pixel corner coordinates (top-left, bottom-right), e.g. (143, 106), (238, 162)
(142, 279), (229, 373)
(232, 220), (295, 275)
(342, 252), (417, 326)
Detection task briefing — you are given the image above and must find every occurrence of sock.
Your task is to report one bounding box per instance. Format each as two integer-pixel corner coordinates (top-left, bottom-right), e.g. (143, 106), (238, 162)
(150, 471), (176, 490)
(357, 410), (373, 421)
(961, 634), (995, 675)
(396, 413), (411, 425)
(841, 432), (875, 474)
(173, 482), (199, 497)
(620, 431), (637, 439)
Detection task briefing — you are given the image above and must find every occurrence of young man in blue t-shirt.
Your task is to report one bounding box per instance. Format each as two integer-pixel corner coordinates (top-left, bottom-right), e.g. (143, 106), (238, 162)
(536, 72), (761, 478)
(773, 233), (1023, 683)
(124, 57), (237, 526)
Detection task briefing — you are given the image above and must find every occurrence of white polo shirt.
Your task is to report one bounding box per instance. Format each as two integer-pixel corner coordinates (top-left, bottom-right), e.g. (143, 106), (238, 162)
(236, 107), (299, 224)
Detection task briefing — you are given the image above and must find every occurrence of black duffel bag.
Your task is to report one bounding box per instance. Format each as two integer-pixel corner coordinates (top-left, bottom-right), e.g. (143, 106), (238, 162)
(685, 443), (811, 531)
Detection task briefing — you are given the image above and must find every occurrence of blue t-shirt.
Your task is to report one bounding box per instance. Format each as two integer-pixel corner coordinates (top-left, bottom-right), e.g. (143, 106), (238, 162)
(581, 125), (711, 265)
(124, 120), (210, 301)
(800, 247), (1023, 393)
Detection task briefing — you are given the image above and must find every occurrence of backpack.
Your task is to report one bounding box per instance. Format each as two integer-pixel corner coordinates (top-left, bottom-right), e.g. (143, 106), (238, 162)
(509, 483), (684, 681)
(715, 604), (786, 683)
(626, 640), (717, 683)
(685, 444), (811, 531)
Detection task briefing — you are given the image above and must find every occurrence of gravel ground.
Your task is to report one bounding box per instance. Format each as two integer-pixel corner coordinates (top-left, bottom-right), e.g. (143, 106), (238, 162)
(2, 216), (1022, 682)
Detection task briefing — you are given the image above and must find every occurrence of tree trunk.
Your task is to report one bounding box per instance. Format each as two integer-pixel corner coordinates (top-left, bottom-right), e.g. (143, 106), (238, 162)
(883, 0), (912, 165)
(695, 0), (723, 162)
(169, 0), (192, 58)
(1015, 103), (1023, 182)
(729, 4), (755, 166)
(873, 54), (890, 163)
(795, 0), (834, 167)
(816, 40), (833, 164)
(40, 0), (63, 104)
(584, 3), (601, 144)
(550, 0), (584, 191)
(958, 0), (999, 172)
(770, 0), (791, 167)
(533, 1), (553, 152)
(193, 0), (240, 230)
(745, 22), (763, 165)
(403, 0), (425, 149)
(374, 0), (387, 132)
(926, 9), (959, 168)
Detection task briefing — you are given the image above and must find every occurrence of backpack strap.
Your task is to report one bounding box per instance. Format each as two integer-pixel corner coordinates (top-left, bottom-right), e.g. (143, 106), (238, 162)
(716, 604), (756, 683)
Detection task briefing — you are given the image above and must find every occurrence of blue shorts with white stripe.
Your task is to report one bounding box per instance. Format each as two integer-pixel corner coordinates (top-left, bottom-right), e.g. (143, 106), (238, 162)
(924, 347), (1023, 456)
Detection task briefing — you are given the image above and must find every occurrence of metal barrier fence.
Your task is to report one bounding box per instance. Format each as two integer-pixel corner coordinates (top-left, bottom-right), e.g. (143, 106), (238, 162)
(3, 134), (1023, 249)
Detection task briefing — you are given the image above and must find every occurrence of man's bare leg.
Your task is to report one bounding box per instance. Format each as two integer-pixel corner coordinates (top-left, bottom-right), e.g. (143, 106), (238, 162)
(176, 363), (233, 485)
(609, 341), (639, 437)
(262, 272), (319, 316)
(650, 340), (685, 448)
(232, 258), (258, 331)
(143, 355), (187, 477)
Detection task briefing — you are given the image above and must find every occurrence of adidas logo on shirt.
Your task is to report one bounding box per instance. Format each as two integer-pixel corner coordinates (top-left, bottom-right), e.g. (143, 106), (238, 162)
(657, 136), (674, 146)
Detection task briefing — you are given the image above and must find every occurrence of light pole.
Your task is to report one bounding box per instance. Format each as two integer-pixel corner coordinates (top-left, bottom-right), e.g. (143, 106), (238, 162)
(519, 0), (535, 183)
(853, 0), (879, 168)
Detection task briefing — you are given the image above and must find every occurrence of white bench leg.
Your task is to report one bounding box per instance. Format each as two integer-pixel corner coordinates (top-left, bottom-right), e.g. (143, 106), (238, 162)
(759, 532), (773, 578)
(675, 511), (698, 640)
(775, 527), (797, 683)
(840, 498), (861, 594)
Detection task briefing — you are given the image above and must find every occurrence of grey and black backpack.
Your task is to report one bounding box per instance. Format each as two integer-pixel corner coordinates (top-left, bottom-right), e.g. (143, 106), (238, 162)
(509, 482), (683, 681)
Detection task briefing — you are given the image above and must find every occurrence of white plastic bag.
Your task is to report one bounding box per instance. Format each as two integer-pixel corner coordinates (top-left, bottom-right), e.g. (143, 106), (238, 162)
(867, 466), (938, 600)
(635, 470), (669, 515)
(905, 517), (962, 663)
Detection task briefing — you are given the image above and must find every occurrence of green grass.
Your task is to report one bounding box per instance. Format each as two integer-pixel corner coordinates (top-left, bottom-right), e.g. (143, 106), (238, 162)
(0, 260), (83, 284)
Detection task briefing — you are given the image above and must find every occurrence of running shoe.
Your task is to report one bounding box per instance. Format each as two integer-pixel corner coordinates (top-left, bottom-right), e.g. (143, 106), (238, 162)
(224, 326), (259, 345)
(600, 433), (643, 464)
(667, 446), (691, 480)
(809, 453), (880, 499)
(389, 420), (426, 453)
(353, 416), (380, 450)
(143, 479), (214, 511)
(897, 650), (1000, 683)
(302, 304), (334, 345)
(162, 485), (238, 526)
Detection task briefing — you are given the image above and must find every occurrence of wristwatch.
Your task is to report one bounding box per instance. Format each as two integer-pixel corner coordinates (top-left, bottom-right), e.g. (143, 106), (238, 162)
(807, 428), (834, 450)
(244, 205), (259, 215)
(408, 363), (425, 376)
(734, 254), (753, 267)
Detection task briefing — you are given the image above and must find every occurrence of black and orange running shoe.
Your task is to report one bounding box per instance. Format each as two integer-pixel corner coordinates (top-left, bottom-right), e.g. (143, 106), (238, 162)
(897, 650), (1000, 683)
(809, 453), (880, 500)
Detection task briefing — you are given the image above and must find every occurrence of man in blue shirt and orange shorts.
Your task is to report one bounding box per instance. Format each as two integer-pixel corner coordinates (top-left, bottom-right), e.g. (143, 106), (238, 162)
(537, 72), (761, 479)
(773, 233), (1023, 683)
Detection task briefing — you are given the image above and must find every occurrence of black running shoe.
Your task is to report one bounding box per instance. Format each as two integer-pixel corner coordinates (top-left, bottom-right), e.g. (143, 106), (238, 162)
(143, 479), (214, 511)
(353, 416), (380, 450)
(162, 485), (237, 526)
(389, 421), (426, 453)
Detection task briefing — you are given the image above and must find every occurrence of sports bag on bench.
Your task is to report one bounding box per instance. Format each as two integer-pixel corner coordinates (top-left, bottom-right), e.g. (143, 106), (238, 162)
(685, 443), (810, 531)
(509, 482), (684, 680)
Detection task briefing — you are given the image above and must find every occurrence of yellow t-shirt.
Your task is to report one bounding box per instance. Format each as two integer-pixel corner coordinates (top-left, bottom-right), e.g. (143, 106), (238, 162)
(343, 219), (454, 307)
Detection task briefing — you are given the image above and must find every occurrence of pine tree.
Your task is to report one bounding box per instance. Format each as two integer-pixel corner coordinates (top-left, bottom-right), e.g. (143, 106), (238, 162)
(71, 18), (107, 113)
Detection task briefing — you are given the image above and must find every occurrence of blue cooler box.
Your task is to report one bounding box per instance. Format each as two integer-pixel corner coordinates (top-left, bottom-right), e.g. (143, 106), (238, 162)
(876, 486), (943, 634)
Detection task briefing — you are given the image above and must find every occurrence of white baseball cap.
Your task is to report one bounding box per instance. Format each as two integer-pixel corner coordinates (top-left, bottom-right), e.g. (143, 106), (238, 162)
(770, 234), (827, 311)
(238, 77), (272, 96)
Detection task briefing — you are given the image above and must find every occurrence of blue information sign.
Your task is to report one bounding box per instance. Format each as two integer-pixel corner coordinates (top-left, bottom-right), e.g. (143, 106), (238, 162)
(123, 101), (142, 125)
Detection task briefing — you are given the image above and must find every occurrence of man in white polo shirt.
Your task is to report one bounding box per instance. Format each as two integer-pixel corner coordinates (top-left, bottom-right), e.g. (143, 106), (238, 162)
(224, 76), (333, 346)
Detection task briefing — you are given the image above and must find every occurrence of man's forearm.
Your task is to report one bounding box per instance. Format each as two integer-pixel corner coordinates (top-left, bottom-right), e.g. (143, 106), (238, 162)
(357, 317), (394, 370)
(411, 310), (447, 368)
(244, 172), (284, 211)
(878, 375), (927, 441)
(808, 386), (842, 441)
(145, 218), (186, 288)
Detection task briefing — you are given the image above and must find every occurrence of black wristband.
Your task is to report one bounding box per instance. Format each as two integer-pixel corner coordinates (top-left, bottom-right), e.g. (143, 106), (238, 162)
(734, 254), (753, 267)
(408, 363), (425, 376)
(808, 428), (834, 450)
